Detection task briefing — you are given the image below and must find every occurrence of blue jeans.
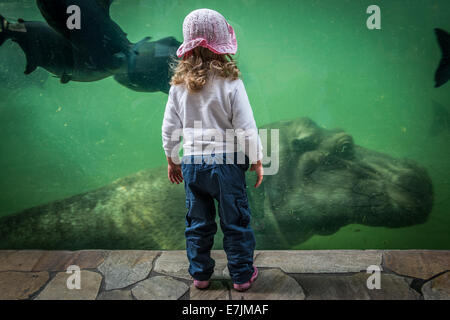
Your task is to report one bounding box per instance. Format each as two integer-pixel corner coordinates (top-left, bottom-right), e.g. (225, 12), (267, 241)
(181, 152), (256, 284)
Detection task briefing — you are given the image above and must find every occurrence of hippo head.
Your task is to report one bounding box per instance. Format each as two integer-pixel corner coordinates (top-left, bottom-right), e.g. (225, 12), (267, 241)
(114, 37), (181, 93)
(249, 117), (433, 247)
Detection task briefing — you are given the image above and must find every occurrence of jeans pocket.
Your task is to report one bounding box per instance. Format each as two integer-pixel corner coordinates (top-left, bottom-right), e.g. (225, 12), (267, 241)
(236, 197), (251, 227)
(185, 199), (192, 227)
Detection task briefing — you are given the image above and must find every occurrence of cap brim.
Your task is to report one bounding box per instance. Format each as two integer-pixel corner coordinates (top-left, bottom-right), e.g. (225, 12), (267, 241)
(176, 38), (237, 57)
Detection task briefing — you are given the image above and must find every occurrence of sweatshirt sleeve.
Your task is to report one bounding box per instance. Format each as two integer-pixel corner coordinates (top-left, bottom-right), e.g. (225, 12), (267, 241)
(231, 79), (264, 163)
(162, 87), (183, 160)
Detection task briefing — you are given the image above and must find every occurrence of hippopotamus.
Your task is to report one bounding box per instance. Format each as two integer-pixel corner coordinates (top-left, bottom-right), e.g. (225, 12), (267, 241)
(0, 15), (112, 83)
(0, 117), (433, 250)
(0, 38), (49, 90)
(36, 0), (143, 74)
(434, 28), (449, 88)
(1, 1), (176, 91)
(250, 117), (433, 247)
(113, 36), (181, 94)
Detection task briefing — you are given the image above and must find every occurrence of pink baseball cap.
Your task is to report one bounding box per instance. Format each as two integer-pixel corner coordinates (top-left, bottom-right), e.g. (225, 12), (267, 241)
(176, 8), (237, 58)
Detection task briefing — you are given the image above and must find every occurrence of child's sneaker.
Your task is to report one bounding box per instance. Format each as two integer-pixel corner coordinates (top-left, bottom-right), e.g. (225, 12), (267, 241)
(233, 266), (258, 292)
(193, 279), (210, 289)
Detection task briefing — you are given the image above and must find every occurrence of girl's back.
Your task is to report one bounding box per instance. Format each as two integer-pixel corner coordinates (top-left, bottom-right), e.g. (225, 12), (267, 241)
(167, 70), (257, 157)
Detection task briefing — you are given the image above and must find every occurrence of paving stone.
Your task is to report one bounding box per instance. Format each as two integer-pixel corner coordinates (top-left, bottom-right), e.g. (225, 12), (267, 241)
(190, 281), (229, 300)
(255, 250), (382, 273)
(0, 251), (15, 258)
(0, 251), (13, 268)
(132, 276), (189, 300)
(210, 251), (230, 280)
(1, 250), (445, 301)
(422, 272), (450, 300)
(31, 250), (107, 272)
(71, 250), (108, 269)
(230, 269), (305, 300)
(0, 271), (49, 300)
(97, 289), (133, 300)
(35, 270), (102, 300)
(153, 251), (190, 280)
(98, 250), (158, 290)
(0, 250), (45, 271)
(154, 250), (252, 280)
(222, 267), (230, 279)
(293, 273), (420, 300)
(384, 250), (450, 279)
(31, 251), (74, 271)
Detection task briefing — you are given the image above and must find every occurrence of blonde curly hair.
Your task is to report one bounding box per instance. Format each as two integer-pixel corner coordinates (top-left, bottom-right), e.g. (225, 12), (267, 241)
(170, 46), (240, 92)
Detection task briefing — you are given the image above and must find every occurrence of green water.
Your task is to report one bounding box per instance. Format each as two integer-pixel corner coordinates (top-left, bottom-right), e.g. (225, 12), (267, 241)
(0, 0), (449, 249)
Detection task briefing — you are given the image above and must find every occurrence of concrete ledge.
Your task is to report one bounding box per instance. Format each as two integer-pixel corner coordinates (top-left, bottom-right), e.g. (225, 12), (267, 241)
(0, 250), (448, 300)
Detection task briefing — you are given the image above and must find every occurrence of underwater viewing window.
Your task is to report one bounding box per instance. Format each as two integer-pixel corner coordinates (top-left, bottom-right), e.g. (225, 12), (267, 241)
(0, 0), (448, 251)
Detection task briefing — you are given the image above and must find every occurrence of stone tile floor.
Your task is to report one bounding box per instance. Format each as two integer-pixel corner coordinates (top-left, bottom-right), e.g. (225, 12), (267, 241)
(0, 250), (448, 300)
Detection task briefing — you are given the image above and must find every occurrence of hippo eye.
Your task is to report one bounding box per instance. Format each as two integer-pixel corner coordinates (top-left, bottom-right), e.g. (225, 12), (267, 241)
(338, 141), (354, 157)
(340, 142), (351, 152)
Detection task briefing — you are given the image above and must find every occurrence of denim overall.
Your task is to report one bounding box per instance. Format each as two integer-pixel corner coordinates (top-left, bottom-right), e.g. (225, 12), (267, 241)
(181, 152), (256, 284)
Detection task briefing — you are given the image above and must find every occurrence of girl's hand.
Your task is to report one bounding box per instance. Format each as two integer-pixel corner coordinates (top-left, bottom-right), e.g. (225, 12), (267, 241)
(167, 156), (183, 184)
(250, 160), (263, 188)
(168, 163), (183, 184)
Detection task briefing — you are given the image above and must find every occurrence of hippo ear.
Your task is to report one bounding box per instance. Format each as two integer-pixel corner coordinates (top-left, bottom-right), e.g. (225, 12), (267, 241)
(291, 136), (317, 153)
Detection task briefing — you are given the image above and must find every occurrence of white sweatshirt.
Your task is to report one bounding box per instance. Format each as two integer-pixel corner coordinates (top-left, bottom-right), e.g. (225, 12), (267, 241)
(162, 72), (263, 163)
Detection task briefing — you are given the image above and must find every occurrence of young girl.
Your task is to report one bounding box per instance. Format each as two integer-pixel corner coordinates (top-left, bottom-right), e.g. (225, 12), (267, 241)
(162, 8), (263, 292)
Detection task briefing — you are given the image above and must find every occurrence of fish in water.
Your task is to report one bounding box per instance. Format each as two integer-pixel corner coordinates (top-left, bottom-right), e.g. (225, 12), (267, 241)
(430, 101), (449, 136)
(36, 0), (148, 74)
(434, 28), (450, 88)
(114, 37), (181, 94)
(0, 15), (112, 83)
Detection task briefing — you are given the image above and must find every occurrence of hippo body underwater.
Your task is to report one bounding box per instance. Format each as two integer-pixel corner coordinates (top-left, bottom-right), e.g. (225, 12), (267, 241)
(0, 39), (49, 90)
(0, 0), (178, 92)
(113, 36), (181, 94)
(0, 117), (433, 250)
(0, 16), (112, 83)
(39, 0), (180, 93)
(36, 0), (138, 75)
(434, 28), (450, 88)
